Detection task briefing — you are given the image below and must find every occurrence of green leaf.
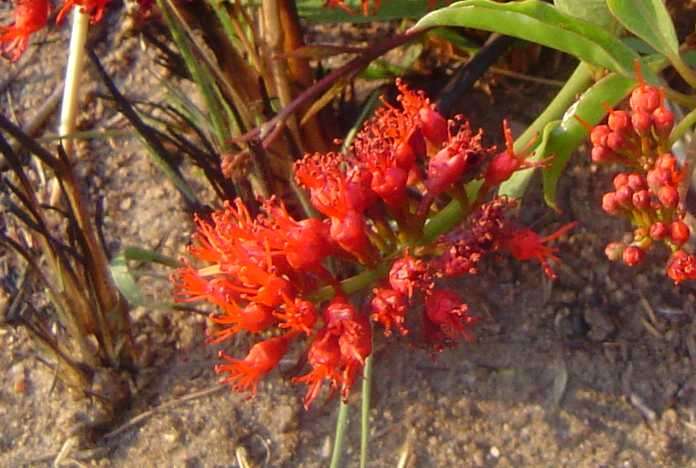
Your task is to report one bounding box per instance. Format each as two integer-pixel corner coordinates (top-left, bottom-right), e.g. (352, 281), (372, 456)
(414, 0), (643, 79)
(607, 0), (679, 58)
(122, 246), (179, 268)
(428, 28), (481, 54)
(554, 0), (619, 32)
(541, 73), (635, 209)
(157, 0), (229, 147)
(110, 252), (145, 306)
(109, 247), (180, 309)
(359, 43), (424, 80)
(499, 62), (594, 199)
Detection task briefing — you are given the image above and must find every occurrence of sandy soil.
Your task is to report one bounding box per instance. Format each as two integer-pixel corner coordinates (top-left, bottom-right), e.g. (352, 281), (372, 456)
(2, 3), (696, 468)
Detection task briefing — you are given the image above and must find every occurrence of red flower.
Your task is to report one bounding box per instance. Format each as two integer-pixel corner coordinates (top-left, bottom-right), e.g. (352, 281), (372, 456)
(295, 154), (376, 263)
(423, 120), (485, 200)
(208, 302), (276, 343)
(1, 0), (49, 61)
(667, 250), (696, 284)
(484, 120), (547, 188)
(396, 80), (447, 146)
(293, 329), (342, 409)
(296, 297), (372, 407)
(370, 287), (409, 336)
(424, 289), (478, 342)
(388, 252), (432, 298)
(258, 198), (333, 274)
(57, 0), (111, 24)
(337, 313), (372, 399)
(275, 296), (317, 335)
(294, 152), (356, 218)
(324, 295), (358, 329)
(215, 335), (291, 396)
(501, 222), (576, 279)
(329, 210), (376, 265)
(353, 133), (409, 208)
(436, 196), (513, 277)
(356, 84), (430, 179)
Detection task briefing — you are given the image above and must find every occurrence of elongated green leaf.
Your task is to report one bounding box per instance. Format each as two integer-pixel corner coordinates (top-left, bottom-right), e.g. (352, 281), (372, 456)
(607, 0), (679, 58)
(554, 0), (619, 32)
(122, 246), (179, 268)
(158, 0), (229, 146)
(110, 253), (145, 306)
(541, 73), (635, 209)
(360, 43), (424, 80)
(499, 62), (594, 199)
(414, 0), (642, 79)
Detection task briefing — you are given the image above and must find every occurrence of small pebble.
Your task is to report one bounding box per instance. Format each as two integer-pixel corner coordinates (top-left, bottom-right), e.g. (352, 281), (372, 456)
(320, 436), (332, 459)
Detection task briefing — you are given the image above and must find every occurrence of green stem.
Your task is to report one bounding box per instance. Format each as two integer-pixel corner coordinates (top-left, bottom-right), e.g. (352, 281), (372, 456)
(341, 88), (382, 153)
(498, 61), (594, 198)
(671, 54), (696, 90)
(330, 400), (350, 468)
(663, 88), (696, 109)
(359, 347), (374, 468)
(669, 106), (696, 147)
(309, 261), (390, 303)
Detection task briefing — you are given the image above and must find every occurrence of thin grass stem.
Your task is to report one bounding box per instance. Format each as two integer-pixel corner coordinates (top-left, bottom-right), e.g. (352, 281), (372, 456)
(330, 400), (350, 468)
(359, 342), (374, 468)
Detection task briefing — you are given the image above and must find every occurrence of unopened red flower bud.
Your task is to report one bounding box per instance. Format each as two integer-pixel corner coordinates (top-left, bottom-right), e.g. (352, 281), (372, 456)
(605, 242), (625, 262)
(602, 192), (620, 215)
(608, 110), (630, 133)
(606, 131), (625, 152)
(591, 146), (613, 163)
(632, 190), (651, 210)
(622, 245), (645, 266)
(646, 169), (663, 191)
(631, 110), (652, 136)
(630, 85), (661, 113)
(649, 222), (668, 240)
(615, 186), (633, 208)
(395, 141), (416, 170)
(590, 125), (611, 147)
(613, 172), (629, 190)
(657, 152), (677, 171)
(671, 220), (690, 246)
(658, 185), (679, 208)
(652, 107), (674, 139)
(396, 130), (425, 170)
(667, 250), (696, 284)
(419, 107), (448, 147)
(627, 173), (646, 191)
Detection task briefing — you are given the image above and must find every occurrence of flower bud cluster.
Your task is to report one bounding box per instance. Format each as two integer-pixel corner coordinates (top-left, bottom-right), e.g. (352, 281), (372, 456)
(590, 78), (695, 282)
(173, 81), (574, 408)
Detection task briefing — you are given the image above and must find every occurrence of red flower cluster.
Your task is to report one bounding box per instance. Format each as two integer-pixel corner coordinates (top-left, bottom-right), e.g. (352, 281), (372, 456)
(173, 81), (574, 408)
(588, 73), (695, 283)
(1, 0), (151, 61)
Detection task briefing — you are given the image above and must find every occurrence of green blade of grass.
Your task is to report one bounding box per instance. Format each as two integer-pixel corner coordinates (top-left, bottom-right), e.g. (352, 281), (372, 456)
(158, 0), (229, 146)
(330, 400), (350, 468)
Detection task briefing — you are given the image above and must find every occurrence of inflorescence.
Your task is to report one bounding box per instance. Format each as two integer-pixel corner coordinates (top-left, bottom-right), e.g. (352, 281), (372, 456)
(173, 81), (574, 408)
(588, 70), (696, 284)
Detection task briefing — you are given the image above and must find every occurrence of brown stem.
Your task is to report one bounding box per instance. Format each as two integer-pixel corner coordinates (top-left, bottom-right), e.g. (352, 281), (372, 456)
(230, 29), (425, 149)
